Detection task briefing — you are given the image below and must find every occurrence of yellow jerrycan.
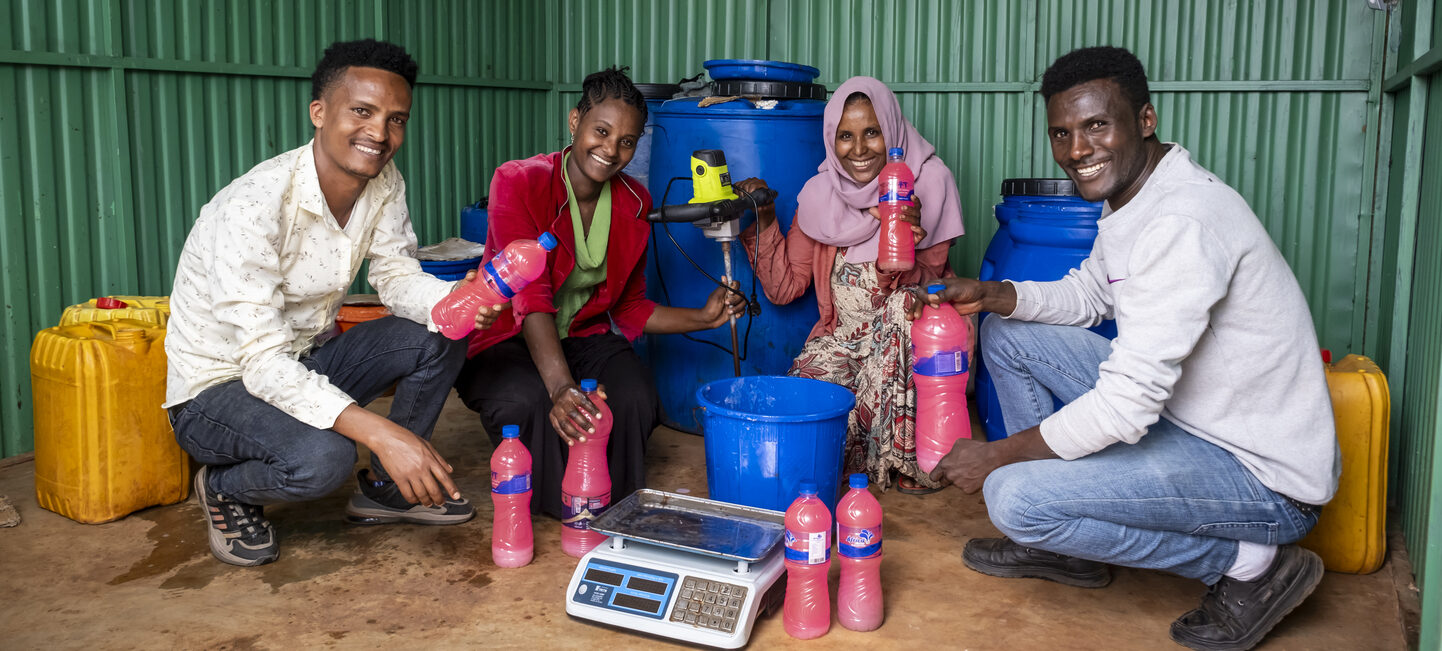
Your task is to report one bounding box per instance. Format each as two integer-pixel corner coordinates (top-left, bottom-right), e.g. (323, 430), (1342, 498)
(1300, 353), (1390, 574)
(59, 295), (170, 328)
(30, 319), (189, 523)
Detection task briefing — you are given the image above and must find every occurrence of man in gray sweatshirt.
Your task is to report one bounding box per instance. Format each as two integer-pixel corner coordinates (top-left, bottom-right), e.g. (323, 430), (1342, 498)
(921, 47), (1339, 651)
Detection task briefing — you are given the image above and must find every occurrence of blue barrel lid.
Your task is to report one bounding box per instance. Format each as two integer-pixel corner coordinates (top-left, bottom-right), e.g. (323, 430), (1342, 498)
(797, 481), (818, 496)
(704, 59), (820, 83)
(849, 474), (868, 489)
(580, 378), (598, 392)
(1002, 178), (1079, 197)
(502, 424), (520, 438)
(654, 96), (825, 119)
(538, 231), (559, 250)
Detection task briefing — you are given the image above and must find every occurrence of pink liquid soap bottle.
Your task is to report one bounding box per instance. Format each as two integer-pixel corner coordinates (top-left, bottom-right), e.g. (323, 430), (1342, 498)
(432, 231), (558, 339)
(913, 282), (972, 473)
(490, 424), (533, 568)
(877, 147), (916, 273)
(560, 379), (612, 558)
(783, 481), (832, 639)
(836, 473), (884, 631)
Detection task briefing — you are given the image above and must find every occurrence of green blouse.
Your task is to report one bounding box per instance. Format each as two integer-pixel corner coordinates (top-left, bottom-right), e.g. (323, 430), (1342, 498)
(554, 152), (611, 338)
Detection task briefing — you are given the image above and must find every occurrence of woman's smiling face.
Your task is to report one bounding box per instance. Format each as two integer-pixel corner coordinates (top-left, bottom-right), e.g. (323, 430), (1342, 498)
(833, 97), (887, 184)
(567, 97), (646, 186)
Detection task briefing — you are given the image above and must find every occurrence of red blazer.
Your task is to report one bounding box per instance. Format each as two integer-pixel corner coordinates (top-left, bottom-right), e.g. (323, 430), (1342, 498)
(466, 148), (658, 357)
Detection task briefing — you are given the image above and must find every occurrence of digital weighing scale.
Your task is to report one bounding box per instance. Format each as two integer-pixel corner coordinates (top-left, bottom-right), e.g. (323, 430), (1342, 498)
(564, 490), (787, 649)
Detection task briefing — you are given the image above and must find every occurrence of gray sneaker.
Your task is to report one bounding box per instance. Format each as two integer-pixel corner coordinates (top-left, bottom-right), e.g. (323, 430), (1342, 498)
(344, 469), (475, 525)
(194, 466), (278, 566)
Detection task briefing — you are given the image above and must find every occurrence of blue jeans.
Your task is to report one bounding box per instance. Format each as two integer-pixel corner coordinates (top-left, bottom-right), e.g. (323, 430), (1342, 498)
(171, 316), (467, 505)
(979, 318), (1319, 584)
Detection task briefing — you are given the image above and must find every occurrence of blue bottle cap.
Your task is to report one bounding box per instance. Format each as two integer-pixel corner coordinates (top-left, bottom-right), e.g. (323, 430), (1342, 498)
(927, 282), (946, 294)
(849, 473), (868, 489)
(502, 424), (520, 438)
(889, 147), (904, 158)
(580, 378), (598, 392)
(538, 232), (559, 250)
(797, 481), (817, 496)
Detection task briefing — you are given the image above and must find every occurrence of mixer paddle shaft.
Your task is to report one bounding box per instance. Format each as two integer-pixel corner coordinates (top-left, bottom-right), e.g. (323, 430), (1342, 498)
(721, 242), (741, 376)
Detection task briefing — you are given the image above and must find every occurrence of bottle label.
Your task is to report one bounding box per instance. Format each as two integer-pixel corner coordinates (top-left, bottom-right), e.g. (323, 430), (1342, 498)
(482, 254), (517, 298)
(491, 471), (531, 495)
(838, 523), (883, 558)
(879, 178), (913, 203)
(913, 348), (968, 376)
(561, 491), (611, 530)
(784, 529), (831, 564)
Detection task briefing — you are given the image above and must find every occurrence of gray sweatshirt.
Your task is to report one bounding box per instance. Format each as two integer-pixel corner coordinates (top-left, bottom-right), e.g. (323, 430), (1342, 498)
(1006, 144), (1340, 505)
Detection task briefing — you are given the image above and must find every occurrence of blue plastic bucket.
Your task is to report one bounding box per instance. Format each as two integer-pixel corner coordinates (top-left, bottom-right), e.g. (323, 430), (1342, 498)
(697, 375), (855, 514)
(976, 179), (1109, 440)
(419, 257), (480, 282)
(640, 95), (826, 433)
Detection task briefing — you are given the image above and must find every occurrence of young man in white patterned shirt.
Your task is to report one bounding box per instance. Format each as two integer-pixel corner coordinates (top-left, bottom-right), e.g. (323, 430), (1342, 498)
(164, 39), (502, 566)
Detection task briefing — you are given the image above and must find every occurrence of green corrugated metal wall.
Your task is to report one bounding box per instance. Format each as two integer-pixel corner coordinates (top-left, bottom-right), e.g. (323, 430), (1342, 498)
(1379, 1), (1442, 647)
(0, 0), (554, 457)
(0, 2), (1434, 641)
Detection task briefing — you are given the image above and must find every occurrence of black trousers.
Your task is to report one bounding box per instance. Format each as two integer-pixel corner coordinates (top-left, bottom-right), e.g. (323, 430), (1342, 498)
(455, 332), (660, 519)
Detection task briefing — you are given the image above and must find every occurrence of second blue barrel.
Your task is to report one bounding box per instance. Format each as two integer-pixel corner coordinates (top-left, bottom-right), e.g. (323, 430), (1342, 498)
(639, 96), (825, 432)
(976, 179), (1110, 440)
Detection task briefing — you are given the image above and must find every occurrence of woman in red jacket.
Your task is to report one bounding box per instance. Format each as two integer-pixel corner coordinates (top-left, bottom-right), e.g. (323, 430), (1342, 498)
(456, 68), (743, 519)
(737, 76), (967, 495)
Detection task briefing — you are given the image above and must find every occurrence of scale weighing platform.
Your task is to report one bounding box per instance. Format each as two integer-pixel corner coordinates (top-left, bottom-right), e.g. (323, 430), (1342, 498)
(564, 490), (787, 649)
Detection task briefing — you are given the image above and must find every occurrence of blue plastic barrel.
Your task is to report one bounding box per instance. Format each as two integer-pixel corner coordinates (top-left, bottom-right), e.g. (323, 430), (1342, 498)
(697, 376), (855, 513)
(619, 84), (681, 192)
(976, 179), (1109, 440)
(460, 199), (488, 244)
(639, 96), (826, 432)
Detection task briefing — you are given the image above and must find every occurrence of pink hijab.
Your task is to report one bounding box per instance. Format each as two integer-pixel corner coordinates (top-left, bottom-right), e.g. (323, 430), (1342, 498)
(794, 76), (964, 262)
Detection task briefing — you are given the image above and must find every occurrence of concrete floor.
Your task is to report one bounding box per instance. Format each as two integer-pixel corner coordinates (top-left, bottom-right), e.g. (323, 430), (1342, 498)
(0, 394), (1418, 650)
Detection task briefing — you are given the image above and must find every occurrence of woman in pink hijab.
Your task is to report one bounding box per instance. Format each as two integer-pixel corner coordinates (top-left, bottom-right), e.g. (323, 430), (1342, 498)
(738, 76), (966, 494)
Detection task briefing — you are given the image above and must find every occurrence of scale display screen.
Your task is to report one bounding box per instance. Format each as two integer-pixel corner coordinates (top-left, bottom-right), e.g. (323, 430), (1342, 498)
(572, 559), (678, 620)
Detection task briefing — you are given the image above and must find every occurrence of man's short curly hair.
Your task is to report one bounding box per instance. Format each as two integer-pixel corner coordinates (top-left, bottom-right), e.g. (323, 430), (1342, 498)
(1041, 46), (1151, 114)
(311, 39), (419, 101)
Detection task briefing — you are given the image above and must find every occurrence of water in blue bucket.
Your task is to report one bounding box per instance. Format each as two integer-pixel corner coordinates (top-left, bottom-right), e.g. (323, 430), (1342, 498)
(696, 375), (855, 514)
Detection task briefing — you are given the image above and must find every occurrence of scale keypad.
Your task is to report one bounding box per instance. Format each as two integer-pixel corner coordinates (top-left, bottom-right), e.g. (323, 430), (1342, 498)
(670, 577), (746, 633)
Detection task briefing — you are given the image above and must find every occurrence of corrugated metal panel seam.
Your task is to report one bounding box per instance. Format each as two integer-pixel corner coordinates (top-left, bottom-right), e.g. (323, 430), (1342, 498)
(0, 50), (553, 89)
(547, 80), (1375, 93)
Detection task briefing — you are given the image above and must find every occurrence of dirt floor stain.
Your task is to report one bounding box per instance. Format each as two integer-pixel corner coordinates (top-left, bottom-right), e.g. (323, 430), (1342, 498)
(212, 634), (264, 650)
(257, 556), (352, 592)
(107, 502), (207, 585)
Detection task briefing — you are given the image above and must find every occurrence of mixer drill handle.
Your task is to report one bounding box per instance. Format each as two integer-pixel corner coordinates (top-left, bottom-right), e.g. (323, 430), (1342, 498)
(645, 187), (780, 224)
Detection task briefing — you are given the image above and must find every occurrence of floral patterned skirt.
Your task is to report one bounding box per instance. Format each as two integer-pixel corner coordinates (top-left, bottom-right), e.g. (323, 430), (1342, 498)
(787, 255), (944, 491)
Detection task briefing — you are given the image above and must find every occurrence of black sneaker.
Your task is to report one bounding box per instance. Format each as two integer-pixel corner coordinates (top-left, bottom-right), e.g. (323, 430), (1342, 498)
(344, 469), (475, 525)
(962, 537), (1112, 588)
(194, 466), (278, 566)
(1169, 544), (1324, 650)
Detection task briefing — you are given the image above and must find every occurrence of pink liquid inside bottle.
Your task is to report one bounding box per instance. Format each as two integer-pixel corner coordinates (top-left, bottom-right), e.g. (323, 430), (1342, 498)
(560, 379), (613, 558)
(913, 282), (972, 473)
(877, 147), (916, 273)
(836, 473), (884, 631)
(490, 424), (533, 568)
(431, 231), (558, 340)
(783, 481), (832, 639)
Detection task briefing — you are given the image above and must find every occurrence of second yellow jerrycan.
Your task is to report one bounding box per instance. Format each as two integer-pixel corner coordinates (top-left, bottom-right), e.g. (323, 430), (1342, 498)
(30, 319), (189, 524)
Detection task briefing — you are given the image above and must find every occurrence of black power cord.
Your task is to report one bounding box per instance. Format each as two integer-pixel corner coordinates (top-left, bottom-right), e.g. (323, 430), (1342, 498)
(648, 177), (764, 361)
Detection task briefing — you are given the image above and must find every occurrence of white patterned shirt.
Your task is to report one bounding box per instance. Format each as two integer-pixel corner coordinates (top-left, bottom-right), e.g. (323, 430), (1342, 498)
(164, 140), (454, 430)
